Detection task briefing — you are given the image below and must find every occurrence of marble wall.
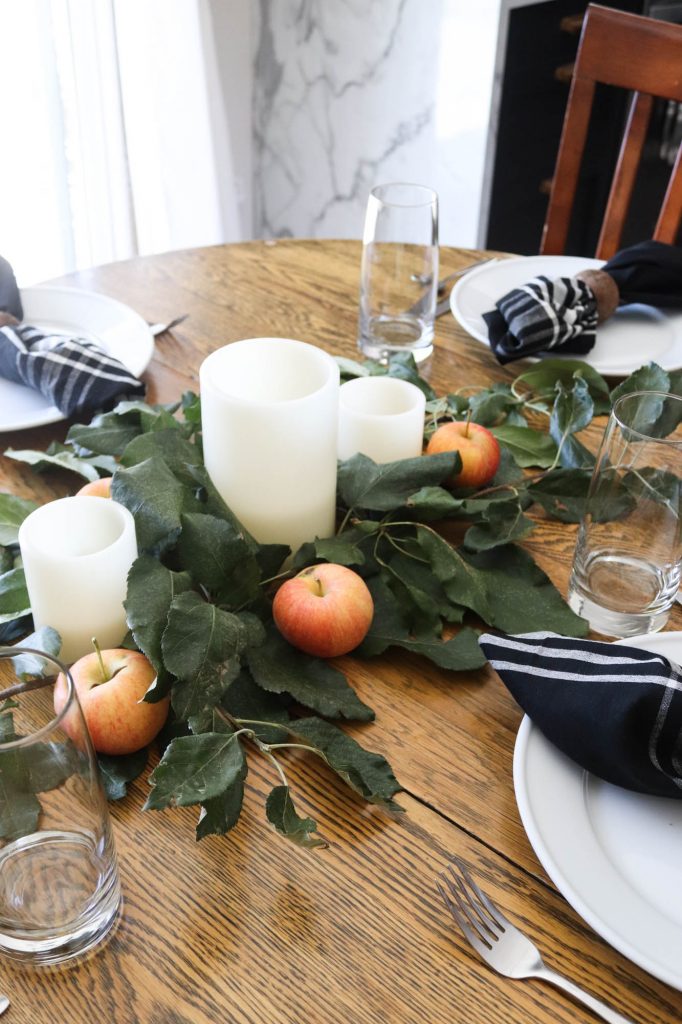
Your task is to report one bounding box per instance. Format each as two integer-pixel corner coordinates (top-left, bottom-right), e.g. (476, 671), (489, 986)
(251, 0), (503, 247)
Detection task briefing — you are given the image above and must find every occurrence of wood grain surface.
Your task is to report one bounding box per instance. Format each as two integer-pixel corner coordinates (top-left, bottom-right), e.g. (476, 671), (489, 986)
(1, 240), (680, 1023)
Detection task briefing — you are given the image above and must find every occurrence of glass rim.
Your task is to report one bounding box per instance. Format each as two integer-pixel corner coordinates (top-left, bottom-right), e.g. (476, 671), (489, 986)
(370, 182), (438, 208)
(0, 646), (75, 749)
(612, 390), (682, 444)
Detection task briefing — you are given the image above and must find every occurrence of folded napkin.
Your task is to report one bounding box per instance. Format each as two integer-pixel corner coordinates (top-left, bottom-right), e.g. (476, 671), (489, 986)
(0, 255), (145, 417)
(0, 323), (146, 417)
(484, 240), (682, 364)
(480, 630), (682, 799)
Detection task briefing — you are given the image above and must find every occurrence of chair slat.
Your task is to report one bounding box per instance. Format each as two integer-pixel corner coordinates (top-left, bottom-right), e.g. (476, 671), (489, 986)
(654, 145), (682, 244)
(596, 92), (653, 260)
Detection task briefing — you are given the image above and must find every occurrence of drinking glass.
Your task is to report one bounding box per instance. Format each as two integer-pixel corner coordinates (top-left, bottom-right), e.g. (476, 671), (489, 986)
(0, 647), (120, 965)
(567, 391), (682, 637)
(357, 183), (439, 363)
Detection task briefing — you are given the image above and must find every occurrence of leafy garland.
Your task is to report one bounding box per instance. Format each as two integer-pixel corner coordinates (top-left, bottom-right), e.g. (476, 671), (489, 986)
(0, 352), (677, 849)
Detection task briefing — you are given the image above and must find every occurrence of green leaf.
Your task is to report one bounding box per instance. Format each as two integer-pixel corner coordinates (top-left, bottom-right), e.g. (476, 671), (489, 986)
(3, 448), (100, 482)
(611, 362), (669, 406)
(338, 452), (458, 512)
(528, 469), (592, 523)
(97, 748), (148, 801)
(162, 593), (248, 718)
(376, 351), (436, 400)
(112, 456), (185, 556)
(222, 670), (290, 744)
(468, 383), (519, 426)
(305, 530), (370, 568)
(288, 717), (403, 810)
(0, 493), (38, 545)
(125, 555), (193, 699)
(68, 413), (143, 456)
(358, 576), (485, 670)
(515, 359), (611, 413)
(412, 527), (491, 621)
(145, 730), (246, 809)
(549, 380), (595, 470)
(197, 763), (247, 839)
(464, 498), (535, 551)
(336, 356), (370, 379)
(11, 627), (62, 679)
(120, 429), (202, 485)
(0, 790), (40, 841)
(492, 425), (558, 468)
(177, 513), (260, 608)
(247, 625), (374, 722)
(462, 546), (588, 636)
(404, 487), (465, 520)
(0, 567), (30, 623)
(256, 543), (290, 580)
(265, 785), (327, 849)
(162, 592), (247, 678)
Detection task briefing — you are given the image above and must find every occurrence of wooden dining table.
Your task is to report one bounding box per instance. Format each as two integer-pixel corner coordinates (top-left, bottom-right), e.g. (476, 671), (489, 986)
(0, 239), (680, 1024)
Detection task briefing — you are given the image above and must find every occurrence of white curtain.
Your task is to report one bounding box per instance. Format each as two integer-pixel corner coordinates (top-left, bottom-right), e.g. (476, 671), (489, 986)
(0, 0), (243, 286)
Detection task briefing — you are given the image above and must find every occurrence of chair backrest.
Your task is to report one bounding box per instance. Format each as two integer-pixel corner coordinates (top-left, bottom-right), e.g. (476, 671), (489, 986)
(541, 3), (682, 259)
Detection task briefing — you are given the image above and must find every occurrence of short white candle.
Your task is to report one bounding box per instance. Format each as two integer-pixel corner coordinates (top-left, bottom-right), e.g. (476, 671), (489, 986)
(338, 376), (426, 463)
(200, 338), (340, 552)
(18, 496), (138, 664)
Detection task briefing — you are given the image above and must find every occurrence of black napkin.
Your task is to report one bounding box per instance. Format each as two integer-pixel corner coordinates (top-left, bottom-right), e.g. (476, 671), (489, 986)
(484, 240), (682, 364)
(480, 630), (682, 799)
(0, 323), (146, 417)
(0, 256), (23, 320)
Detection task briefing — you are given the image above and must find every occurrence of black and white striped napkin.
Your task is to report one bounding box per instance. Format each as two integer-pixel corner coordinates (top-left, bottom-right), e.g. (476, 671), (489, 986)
(483, 240), (682, 365)
(0, 323), (146, 418)
(480, 630), (682, 799)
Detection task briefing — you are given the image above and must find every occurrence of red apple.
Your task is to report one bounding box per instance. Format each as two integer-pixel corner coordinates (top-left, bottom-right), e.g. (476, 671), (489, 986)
(426, 420), (500, 489)
(76, 477), (113, 498)
(54, 648), (168, 755)
(273, 563), (374, 658)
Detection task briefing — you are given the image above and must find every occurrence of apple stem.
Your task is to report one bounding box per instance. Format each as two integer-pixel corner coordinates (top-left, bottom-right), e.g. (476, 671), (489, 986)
(91, 637), (110, 684)
(464, 409), (472, 439)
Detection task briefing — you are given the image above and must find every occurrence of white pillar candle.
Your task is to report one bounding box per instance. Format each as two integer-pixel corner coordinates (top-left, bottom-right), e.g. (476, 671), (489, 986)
(200, 338), (340, 551)
(18, 496), (138, 664)
(338, 376), (426, 463)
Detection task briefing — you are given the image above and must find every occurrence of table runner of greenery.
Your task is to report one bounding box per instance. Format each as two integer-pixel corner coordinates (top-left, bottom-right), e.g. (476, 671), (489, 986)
(0, 353), (678, 848)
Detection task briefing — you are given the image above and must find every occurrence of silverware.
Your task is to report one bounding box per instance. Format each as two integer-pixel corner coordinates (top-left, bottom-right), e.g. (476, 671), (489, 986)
(409, 258), (496, 318)
(0, 996), (9, 1015)
(148, 314), (189, 336)
(436, 859), (635, 1024)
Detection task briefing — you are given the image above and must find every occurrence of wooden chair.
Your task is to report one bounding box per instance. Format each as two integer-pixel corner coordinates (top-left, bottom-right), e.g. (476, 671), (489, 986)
(541, 3), (682, 259)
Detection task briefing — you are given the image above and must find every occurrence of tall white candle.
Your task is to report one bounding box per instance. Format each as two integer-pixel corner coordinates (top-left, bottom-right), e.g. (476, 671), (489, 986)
(338, 376), (426, 463)
(200, 338), (340, 552)
(18, 496), (138, 664)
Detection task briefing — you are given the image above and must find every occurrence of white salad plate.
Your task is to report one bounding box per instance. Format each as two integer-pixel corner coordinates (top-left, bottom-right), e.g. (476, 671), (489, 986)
(0, 286), (154, 431)
(450, 254), (682, 377)
(513, 630), (682, 991)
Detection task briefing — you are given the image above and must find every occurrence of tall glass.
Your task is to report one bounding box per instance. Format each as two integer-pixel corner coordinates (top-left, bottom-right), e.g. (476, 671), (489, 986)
(358, 183), (439, 363)
(0, 648), (120, 965)
(567, 391), (682, 637)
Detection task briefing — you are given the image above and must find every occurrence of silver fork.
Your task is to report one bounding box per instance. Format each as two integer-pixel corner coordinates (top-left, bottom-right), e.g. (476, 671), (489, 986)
(436, 859), (636, 1024)
(147, 314), (189, 336)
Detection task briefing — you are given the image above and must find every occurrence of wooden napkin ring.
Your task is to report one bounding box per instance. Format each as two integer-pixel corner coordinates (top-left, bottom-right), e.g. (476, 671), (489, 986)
(575, 269), (620, 323)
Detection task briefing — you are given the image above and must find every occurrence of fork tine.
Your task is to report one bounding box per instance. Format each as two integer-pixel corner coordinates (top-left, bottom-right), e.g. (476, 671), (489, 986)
(439, 870), (493, 947)
(451, 857), (507, 933)
(435, 880), (491, 958)
(443, 861), (499, 944)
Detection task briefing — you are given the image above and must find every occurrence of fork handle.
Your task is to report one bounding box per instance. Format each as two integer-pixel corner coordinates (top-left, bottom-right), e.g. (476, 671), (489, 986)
(535, 966), (636, 1024)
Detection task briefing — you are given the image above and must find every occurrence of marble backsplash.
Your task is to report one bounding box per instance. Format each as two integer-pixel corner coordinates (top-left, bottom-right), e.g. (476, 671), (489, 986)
(251, 0), (503, 247)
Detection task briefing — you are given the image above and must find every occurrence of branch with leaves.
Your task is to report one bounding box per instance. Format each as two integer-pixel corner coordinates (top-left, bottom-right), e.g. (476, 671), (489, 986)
(0, 353), (679, 849)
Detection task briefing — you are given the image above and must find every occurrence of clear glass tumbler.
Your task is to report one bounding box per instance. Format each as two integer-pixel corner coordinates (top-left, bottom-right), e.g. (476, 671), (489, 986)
(567, 391), (682, 637)
(0, 647), (120, 965)
(357, 182), (439, 363)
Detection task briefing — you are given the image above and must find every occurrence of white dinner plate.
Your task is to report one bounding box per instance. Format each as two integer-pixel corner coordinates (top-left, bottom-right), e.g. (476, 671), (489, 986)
(450, 255), (682, 377)
(514, 631), (682, 991)
(0, 286), (155, 431)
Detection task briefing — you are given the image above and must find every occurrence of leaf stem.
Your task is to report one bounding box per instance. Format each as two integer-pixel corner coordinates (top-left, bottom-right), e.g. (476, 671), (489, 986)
(91, 637), (109, 683)
(0, 676), (54, 701)
(337, 507), (354, 535)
